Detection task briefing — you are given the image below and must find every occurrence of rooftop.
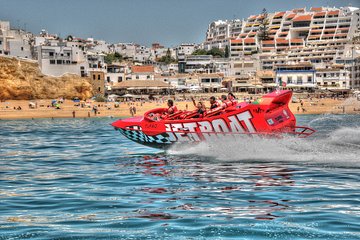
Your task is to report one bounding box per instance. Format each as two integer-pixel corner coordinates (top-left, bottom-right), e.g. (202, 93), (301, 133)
(131, 65), (155, 73)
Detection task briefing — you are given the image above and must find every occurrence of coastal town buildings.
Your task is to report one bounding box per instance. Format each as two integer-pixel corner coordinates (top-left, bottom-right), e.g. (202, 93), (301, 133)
(0, 21), (33, 59)
(275, 63), (316, 91)
(316, 65), (350, 89)
(349, 56), (360, 89)
(106, 64), (126, 84)
(178, 55), (215, 74)
(1, 5), (359, 96)
(217, 6), (360, 64)
(37, 41), (88, 77)
(177, 55), (231, 75)
(204, 6), (360, 89)
(175, 43), (196, 58)
(198, 73), (224, 92)
(89, 70), (105, 96)
(203, 20), (243, 50)
(130, 65), (155, 80)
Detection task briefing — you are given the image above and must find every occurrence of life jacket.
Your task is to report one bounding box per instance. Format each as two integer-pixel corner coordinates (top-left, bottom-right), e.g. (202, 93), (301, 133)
(222, 100), (232, 108)
(210, 101), (220, 110)
(167, 105), (178, 114)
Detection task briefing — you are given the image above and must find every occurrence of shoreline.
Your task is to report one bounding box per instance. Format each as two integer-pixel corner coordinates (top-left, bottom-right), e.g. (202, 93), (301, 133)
(1, 97), (360, 120)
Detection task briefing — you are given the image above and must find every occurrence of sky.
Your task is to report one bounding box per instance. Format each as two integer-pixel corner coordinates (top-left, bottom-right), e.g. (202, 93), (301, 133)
(0, 0), (358, 47)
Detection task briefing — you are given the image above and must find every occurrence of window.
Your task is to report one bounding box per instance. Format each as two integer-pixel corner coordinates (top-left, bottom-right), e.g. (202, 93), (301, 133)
(107, 76), (110, 82)
(93, 75), (96, 80)
(98, 75), (101, 80)
(21, 47), (24, 51)
(307, 76), (312, 83)
(118, 76), (122, 82)
(50, 59), (55, 64)
(98, 87), (101, 92)
(147, 75), (150, 79)
(287, 76), (292, 84)
(136, 75), (139, 79)
(293, 21), (310, 28)
(67, 53), (70, 56)
(297, 76), (303, 84)
(57, 60), (62, 64)
(49, 52), (54, 56)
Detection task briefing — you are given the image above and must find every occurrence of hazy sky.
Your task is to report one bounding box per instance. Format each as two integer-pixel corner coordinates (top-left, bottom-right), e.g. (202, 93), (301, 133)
(0, 0), (358, 46)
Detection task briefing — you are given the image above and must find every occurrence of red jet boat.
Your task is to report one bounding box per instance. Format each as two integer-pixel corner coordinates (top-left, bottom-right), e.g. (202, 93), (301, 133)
(112, 90), (315, 149)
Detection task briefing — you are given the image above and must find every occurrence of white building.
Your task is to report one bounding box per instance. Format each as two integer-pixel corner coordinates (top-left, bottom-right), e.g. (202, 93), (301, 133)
(316, 65), (350, 89)
(275, 63), (316, 90)
(204, 20), (232, 50)
(179, 55), (215, 74)
(114, 43), (137, 59)
(0, 20), (33, 59)
(175, 43), (196, 58)
(198, 73), (224, 92)
(37, 42), (87, 77)
(105, 64), (126, 88)
(130, 65), (155, 80)
(205, 6), (360, 72)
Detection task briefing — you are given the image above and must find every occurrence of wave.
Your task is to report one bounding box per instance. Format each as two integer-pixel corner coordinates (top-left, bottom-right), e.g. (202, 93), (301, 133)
(168, 126), (360, 166)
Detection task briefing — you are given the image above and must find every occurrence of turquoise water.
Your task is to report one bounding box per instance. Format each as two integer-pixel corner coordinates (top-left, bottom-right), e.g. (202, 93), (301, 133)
(0, 115), (359, 239)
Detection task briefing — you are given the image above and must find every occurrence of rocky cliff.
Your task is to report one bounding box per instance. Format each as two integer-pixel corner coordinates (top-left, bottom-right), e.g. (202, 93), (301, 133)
(0, 56), (93, 100)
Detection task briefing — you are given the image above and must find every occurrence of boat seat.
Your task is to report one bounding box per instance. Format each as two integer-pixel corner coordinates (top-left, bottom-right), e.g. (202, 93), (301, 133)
(163, 110), (184, 120)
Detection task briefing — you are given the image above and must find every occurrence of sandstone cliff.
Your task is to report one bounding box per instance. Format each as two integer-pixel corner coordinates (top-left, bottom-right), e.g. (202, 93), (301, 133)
(0, 56), (93, 100)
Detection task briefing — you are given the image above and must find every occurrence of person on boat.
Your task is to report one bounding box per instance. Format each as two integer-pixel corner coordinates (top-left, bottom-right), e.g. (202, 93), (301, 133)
(209, 96), (220, 110)
(166, 99), (178, 115)
(228, 92), (237, 104)
(191, 97), (206, 117)
(221, 95), (231, 108)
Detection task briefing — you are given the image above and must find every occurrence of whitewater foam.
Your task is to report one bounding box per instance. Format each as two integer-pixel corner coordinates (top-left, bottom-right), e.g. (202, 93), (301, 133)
(168, 126), (360, 166)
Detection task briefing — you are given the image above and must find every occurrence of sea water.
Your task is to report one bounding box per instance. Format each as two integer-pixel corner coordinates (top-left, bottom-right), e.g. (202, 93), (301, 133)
(0, 115), (359, 239)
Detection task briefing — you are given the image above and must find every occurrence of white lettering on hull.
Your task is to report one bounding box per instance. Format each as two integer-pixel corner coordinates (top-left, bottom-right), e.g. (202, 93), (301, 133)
(164, 111), (255, 143)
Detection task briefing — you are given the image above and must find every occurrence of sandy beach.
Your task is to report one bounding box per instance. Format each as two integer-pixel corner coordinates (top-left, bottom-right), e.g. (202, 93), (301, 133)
(1, 94), (360, 120)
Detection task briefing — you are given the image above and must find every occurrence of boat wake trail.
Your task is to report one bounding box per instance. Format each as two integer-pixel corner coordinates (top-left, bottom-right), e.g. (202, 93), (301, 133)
(168, 126), (360, 166)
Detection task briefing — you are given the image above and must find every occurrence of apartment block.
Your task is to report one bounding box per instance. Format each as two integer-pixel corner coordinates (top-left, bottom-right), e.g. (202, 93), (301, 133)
(0, 20), (33, 58)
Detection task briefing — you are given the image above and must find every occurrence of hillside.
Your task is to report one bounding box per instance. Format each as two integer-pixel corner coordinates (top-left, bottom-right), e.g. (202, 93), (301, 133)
(0, 56), (93, 100)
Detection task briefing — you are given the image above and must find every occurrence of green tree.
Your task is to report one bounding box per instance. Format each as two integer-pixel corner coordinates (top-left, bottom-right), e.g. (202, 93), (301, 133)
(114, 52), (123, 61)
(192, 49), (208, 55)
(104, 53), (115, 64)
(65, 35), (73, 41)
(224, 45), (230, 58)
(192, 48), (225, 58)
(207, 47), (225, 58)
(257, 8), (270, 42)
(104, 52), (123, 64)
(157, 48), (176, 64)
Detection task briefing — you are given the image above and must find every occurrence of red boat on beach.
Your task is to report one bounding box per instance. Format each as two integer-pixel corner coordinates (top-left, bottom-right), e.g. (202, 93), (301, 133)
(112, 90), (315, 149)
